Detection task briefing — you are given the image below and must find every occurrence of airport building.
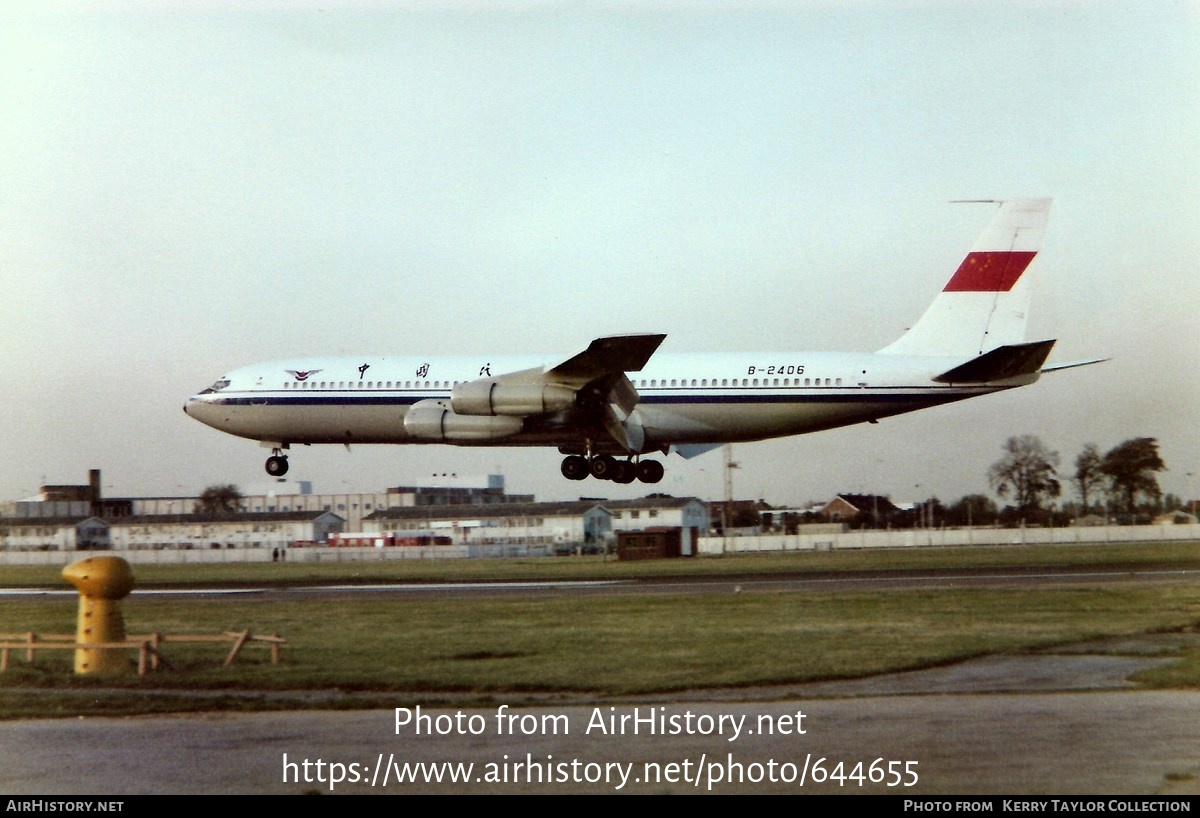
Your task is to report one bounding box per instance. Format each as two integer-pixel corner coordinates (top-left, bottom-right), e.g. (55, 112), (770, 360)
(362, 501), (613, 549)
(0, 511), (345, 552)
(0, 469), (706, 560)
(4, 471), (531, 532)
(603, 497), (709, 555)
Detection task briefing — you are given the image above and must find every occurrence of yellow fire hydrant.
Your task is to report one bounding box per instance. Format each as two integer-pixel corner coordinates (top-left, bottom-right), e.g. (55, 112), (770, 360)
(61, 556), (135, 675)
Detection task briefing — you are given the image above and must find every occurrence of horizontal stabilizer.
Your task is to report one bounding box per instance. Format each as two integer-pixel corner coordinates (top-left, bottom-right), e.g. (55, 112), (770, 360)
(933, 339), (1056, 384)
(1041, 357), (1110, 374)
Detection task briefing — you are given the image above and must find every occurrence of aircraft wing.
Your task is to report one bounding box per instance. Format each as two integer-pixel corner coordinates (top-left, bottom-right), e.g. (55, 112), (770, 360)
(446, 335), (665, 449)
(440, 334), (665, 452)
(546, 334), (667, 385)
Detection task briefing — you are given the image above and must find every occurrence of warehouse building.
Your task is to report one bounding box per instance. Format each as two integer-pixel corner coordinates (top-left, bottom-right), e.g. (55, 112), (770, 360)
(0, 511), (344, 553)
(363, 501), (612, 551)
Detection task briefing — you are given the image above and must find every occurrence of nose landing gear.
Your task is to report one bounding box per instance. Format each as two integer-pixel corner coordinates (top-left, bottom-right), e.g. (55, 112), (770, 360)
(265, 450), (289, 477)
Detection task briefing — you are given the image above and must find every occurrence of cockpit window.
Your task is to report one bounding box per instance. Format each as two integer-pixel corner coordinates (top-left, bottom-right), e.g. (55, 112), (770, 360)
(200, 378), (231, 395)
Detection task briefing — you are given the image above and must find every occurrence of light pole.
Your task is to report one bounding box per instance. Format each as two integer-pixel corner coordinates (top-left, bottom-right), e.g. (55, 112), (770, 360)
(722, 445), (739, 555)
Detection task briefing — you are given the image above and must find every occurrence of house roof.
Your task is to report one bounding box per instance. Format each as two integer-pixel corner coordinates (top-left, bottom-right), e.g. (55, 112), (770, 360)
(366, 501), (610, 522)
(0, 511), (345, 528)
(601, 497), (704, 510)
(824, 494), (902, 515)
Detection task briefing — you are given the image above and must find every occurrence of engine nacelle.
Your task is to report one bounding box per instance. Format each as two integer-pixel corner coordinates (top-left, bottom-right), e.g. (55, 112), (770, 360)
(404, 399), (523, 441)
(450, 380), (576, 417)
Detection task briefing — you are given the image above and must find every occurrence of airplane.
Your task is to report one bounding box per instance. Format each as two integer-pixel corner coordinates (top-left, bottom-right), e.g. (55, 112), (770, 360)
(185, 198), (1100, 485)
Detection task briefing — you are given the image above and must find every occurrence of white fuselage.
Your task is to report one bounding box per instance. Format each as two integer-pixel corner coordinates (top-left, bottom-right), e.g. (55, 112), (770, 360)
(184, 349), (1033, 454)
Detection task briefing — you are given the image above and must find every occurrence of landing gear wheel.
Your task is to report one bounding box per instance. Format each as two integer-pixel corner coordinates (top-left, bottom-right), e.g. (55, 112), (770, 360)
(612, 460), (636, 484)
(265, 455), (289, 477)
(590, 455), (618, 480)
(636, 460), (664, 484)
(561, 455), (589, 481)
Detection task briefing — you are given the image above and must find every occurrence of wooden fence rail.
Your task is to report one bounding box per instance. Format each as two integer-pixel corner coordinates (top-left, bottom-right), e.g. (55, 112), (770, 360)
(0, 630), (285, 676)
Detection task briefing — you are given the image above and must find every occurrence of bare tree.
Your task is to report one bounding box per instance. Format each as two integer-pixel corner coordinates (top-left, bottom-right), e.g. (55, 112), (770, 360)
(988, 435), (1061, 514)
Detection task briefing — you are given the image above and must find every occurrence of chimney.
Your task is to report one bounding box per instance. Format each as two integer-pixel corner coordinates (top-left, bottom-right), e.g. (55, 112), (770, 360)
(89, 469), (101, 509)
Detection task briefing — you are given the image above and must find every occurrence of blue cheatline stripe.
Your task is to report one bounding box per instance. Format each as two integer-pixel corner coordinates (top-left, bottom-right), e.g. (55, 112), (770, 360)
(205, 386), (986, 409)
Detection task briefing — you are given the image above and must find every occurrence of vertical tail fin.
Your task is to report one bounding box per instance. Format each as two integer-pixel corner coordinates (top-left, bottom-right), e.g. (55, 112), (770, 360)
(878, 198), (1052, 357)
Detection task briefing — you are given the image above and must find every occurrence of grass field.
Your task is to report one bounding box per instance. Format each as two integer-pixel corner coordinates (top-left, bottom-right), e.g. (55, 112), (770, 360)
(4, 540), (1200, 587)
(1, 542), (1198, 719)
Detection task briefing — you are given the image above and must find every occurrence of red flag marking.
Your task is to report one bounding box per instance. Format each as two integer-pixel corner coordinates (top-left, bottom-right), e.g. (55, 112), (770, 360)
(943, 251), (1036, 292)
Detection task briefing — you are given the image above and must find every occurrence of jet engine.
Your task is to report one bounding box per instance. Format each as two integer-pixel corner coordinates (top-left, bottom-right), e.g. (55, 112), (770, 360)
(404, 399), (523, 441)
(450, 380), (575, 416)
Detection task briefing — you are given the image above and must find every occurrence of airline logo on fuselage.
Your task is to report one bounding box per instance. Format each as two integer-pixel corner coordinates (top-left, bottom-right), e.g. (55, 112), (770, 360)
(285, 369), (322, 381)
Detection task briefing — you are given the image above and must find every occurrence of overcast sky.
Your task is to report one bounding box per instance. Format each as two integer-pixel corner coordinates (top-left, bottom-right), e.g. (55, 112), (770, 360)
(2, 1), (1196, 509)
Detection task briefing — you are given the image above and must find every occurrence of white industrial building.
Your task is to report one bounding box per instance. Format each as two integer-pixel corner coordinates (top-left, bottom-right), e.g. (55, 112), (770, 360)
(130, 474), (527, 530)
(0, 495), (707, 555)
(0, 511), (345, 553)
(603, 497), (709, 555)
(0, 468), (713, 561)
(363, 501), (613, 548)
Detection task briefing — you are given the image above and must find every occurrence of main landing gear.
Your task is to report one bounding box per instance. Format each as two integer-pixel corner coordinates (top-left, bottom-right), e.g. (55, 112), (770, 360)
(265, 450), (289, 477)
(560, 455), (664, 484)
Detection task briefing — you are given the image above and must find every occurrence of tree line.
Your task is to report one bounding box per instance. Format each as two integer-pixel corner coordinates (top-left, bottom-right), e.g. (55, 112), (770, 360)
(907, 436), (1172, 529)
(984, 435), (1171, 525)
(793, 435), (1177, 531)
